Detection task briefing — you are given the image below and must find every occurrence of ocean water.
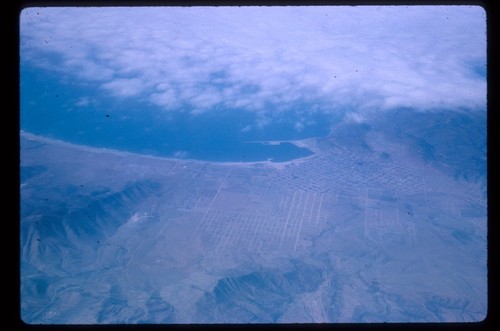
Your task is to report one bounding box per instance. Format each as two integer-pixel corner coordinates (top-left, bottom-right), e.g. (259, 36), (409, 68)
(20, 66), (339, 162)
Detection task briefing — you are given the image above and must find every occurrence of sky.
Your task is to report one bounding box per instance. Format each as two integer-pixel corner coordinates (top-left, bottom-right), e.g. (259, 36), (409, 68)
(20, 6), (486, 133)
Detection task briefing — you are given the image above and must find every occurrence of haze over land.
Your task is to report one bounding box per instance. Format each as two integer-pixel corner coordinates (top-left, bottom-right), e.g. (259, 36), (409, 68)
(20, 6), (487, 323)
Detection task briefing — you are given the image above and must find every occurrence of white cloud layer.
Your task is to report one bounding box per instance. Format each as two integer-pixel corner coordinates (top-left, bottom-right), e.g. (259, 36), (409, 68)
(20, 6), (487, 116)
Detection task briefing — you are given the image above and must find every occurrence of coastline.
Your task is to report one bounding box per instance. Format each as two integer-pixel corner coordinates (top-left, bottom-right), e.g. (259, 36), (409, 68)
(20, 130), (318, 169)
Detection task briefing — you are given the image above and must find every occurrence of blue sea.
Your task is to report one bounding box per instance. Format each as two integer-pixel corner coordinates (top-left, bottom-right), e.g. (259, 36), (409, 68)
(21, 65), (340, 162)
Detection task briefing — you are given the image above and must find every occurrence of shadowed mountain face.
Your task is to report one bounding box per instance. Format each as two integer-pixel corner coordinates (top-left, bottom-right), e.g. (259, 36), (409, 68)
(63, 181), (163, 243)
(21, 180), (163, 279)
(96, 287), (175, 324)
(194, 261), (324, 323)
(20, 108), (487, 324)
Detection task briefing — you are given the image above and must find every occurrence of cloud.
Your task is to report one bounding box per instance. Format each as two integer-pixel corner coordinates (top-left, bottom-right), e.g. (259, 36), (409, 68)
(75, 97), (91, 107)
(344, 112), (366, 124)
(20, 6), (487, 118)
(102, 78), (145, 97)
(241, 125), (252, 133)
(294, 121), (305, 132)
